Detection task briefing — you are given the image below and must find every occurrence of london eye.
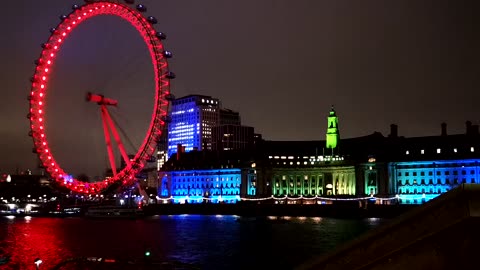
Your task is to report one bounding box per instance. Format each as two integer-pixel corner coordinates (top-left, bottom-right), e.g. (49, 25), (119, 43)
(28, 0), (174, 194)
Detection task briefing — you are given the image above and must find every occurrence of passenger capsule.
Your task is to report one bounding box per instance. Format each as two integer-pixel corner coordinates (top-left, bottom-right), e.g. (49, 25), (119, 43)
(166, 71), (176, 79)
(156, 32), (166, 40)
(163, 51), (173, 58)
(136, 4), (147, 12)
(147, 16), (157, 24)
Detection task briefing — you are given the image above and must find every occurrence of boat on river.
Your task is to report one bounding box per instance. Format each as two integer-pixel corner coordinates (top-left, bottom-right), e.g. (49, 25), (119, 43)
(85, 206), (144, 219)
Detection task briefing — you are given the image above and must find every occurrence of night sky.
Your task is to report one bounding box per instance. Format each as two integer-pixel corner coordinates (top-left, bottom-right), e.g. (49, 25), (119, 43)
(0, 0), (478, 176)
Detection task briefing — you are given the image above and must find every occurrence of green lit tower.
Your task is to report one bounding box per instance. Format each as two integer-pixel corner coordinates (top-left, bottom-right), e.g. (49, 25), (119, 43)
(326, 106), (339, 154)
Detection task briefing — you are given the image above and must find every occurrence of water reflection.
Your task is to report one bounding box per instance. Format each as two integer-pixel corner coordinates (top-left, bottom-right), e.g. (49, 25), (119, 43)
(0, 215), (384, 270)
(0, 217), (73, 269)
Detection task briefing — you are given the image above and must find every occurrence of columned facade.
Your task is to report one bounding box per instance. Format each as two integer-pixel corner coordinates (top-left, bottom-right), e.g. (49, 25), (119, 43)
(269, 165), (355, 197)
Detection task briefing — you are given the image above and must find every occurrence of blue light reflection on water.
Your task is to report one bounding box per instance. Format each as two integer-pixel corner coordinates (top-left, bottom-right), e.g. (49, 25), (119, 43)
(0, 215), (384, 269)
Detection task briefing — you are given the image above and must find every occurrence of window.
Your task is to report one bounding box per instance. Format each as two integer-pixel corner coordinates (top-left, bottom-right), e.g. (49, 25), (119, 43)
(421, 149), (425, 154)
(437, 148), (441, 154)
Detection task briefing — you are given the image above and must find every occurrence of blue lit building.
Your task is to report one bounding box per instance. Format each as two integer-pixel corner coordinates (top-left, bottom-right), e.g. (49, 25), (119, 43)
(390, 159), (480, 204)
(158, 150), (257, 204)
(164, 102), (480, 206)
(385, 121), (480, 204)
(167, 95), (220, 158)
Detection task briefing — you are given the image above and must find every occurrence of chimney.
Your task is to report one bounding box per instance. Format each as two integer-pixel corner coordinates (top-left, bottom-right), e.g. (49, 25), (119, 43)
(441, 122), (447, 136)
(466, 121), (472, 135)
(389, 124), (398, 138)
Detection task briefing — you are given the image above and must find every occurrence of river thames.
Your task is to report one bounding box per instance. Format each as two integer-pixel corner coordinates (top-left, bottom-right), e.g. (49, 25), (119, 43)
(0, 215), (385, 269)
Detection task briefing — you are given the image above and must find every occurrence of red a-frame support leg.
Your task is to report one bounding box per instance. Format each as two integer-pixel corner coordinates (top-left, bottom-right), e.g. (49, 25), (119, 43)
(88, 93), (131, 176)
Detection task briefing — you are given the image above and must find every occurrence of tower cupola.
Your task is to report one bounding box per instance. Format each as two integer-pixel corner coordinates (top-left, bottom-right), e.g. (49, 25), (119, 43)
(326, 106), (339, 151)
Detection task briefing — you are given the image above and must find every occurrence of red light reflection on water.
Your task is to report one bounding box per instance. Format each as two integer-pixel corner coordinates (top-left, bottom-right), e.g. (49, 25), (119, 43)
(0, 216), (74, 270)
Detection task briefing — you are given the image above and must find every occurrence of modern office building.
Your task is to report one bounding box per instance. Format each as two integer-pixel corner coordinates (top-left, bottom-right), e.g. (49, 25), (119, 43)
(167, 95), (220, 158)
(156, 127), (169, 171)
(167, 94), (257, 159)
(212, 125), (255, 151)
(219, 108), (241, 126)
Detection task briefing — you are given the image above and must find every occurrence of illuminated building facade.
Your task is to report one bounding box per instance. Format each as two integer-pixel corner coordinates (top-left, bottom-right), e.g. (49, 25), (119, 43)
(167, 95), (220, 158)
(256, 137), (379, 199)
(158, 150), (257, 203)
(385, 122), (480, 204)
(390, 159), (480, 204)
(163, 101), (480, 205)
(267, 163), (356, 197)
(256, 109), (364, 199)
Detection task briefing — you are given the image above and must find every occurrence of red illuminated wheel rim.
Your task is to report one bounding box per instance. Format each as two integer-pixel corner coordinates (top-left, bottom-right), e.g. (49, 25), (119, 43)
(28, 1), (171, 194)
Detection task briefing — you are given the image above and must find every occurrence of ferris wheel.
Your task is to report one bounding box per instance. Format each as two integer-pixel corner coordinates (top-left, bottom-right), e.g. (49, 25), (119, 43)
(28, 0), (174, 194)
